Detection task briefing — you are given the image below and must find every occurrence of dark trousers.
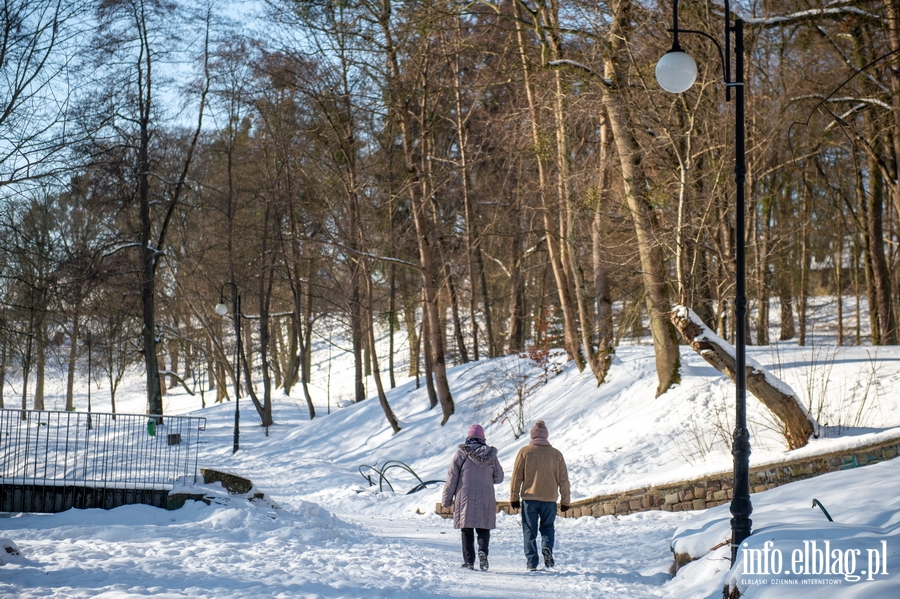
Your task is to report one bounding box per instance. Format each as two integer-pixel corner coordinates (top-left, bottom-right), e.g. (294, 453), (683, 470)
(461, 528), (490, 565)
(521, 500), (556, 569)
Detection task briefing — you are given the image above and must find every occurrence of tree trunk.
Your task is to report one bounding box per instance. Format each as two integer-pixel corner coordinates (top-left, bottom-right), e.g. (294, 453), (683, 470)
(590, 107), (613, 378)
(864, 151), (896, 344)
(450, 36), (493, 360)
(672, 307), (815, 450)
(476, 249), (495, 357)
(403, 295), (420, 379)
(0, 341), (6, 409)
(421, 292), (438, 410)
(34, 325), (45, 411)
(140, 122), (163, 415)
(365, 263), (400, 433)
(512, 0), (583, 370)
(300, 273), (316, 419)
(206, 336), (216, 393)
(65, 310), (81, 411)
(133, 1), (208, 416)
(271, 322), (284, 391)
(755, 197), (772, 346)
(886, 0), (900, 240)
(549, 61), (608, 384)
(603, 111), (678, 389)
(379, 0), (453, 424)
(21, 330), (32, 416)
(445, 260), (469, 364)
(135, 3), (162, 416)
(507, 215), (526, 353)
(798, 187), (810, 346)
(544, 44), (603, 381)
(774, 187), (796, 341)
(389, 264), (397, 388)
(853, 236), (862, 345)
(352, 269), (365, 401)
(835, 228), (844, 345)
(602, 0), (679, 395)
(256, 204), (275, 428)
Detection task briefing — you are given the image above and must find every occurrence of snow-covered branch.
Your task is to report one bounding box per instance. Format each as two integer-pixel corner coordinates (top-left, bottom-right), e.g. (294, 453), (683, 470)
(741, 6), (882, 27)
(547, 59), (613, 87)
(328, 241), (422, 272)
(102, 242), (143, 259)
(790, 95), (892, 111)
(671, 305), (816, 450)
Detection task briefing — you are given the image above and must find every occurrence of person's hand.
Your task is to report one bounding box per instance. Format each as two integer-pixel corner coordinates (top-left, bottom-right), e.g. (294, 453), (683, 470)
(560, 504), (569, 513)
(510, 500), (520, 510)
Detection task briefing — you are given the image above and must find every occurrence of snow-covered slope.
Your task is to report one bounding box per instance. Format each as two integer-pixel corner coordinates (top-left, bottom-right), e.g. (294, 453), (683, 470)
(1, 336), (899, 598)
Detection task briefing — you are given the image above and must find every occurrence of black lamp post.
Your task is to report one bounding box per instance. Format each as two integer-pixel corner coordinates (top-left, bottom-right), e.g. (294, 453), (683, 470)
(656, 0), (751, 564)
(215, 282), (241, 455)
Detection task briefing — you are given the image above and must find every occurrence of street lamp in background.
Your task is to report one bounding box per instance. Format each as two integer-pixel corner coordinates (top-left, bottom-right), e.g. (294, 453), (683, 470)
(655, 0), (751, 564)
(86, 330), (93, 430)
(215, 282), (241, 455)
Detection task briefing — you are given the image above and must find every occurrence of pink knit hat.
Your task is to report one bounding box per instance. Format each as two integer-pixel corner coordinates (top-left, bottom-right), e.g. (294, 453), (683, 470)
(530, 420), (549, 440)
(467, 424), (485, 439)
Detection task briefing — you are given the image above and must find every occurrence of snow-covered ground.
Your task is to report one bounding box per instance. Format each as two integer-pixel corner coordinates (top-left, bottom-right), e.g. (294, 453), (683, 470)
(1, 325), (899, 598)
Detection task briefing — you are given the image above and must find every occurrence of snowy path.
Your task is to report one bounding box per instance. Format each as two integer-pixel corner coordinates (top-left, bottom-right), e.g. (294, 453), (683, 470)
(0, 496), (692, 598)
(334, 508), (691, 599)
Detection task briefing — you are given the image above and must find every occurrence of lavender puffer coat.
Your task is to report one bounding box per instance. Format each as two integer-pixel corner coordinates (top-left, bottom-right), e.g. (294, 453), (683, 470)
(441, 442), (504, 530)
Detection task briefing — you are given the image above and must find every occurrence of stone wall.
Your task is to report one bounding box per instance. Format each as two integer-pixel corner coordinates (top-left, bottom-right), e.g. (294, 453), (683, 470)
(436, 435), (900, 519)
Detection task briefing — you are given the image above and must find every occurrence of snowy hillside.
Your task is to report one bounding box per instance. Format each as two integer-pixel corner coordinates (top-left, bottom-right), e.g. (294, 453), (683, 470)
(1, 334), (899, 598)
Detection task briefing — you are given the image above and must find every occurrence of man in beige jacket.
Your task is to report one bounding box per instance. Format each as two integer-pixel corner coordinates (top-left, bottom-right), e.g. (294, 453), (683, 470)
(509, 420), (570, 571)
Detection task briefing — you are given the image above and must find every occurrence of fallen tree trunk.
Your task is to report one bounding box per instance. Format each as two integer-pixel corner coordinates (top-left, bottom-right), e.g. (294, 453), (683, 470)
(671, 306), (816, 450)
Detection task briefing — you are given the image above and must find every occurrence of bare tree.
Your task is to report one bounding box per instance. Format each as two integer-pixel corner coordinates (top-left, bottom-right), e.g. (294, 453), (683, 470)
(90, 0), (210, 415)
(0, 0), (91, 188)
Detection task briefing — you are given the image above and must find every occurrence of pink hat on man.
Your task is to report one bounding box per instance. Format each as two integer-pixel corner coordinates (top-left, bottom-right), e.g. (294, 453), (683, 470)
(467, 423), (485, 439)
(530, 420), (549, 440)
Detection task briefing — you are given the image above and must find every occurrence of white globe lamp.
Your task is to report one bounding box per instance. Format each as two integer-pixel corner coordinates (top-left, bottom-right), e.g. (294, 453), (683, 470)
(656, 49), (698, 94)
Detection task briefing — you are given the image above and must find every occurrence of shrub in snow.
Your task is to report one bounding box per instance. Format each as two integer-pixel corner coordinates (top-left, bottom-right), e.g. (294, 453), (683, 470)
(0, 538), (20, 565)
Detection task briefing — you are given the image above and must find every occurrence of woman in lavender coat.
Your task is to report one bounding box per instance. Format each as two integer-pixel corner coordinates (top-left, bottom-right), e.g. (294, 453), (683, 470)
(441, 424), (505, 571)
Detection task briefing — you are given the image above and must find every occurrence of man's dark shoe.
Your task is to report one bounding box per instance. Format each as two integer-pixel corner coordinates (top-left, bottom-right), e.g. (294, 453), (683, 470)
(461, 563), (474, 570)
(478, 550), (489, 571)
(542, 547), (554, 568)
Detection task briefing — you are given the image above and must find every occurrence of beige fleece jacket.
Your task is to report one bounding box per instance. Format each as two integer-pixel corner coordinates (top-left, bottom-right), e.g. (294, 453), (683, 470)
(509, 443), (570, 505)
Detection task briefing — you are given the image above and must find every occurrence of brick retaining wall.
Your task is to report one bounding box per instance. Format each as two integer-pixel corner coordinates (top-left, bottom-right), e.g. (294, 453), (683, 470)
(435, 435), (900, 519)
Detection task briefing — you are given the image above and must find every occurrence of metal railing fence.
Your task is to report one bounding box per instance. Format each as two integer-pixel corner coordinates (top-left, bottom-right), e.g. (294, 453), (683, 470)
(0, 409), (206, 490)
